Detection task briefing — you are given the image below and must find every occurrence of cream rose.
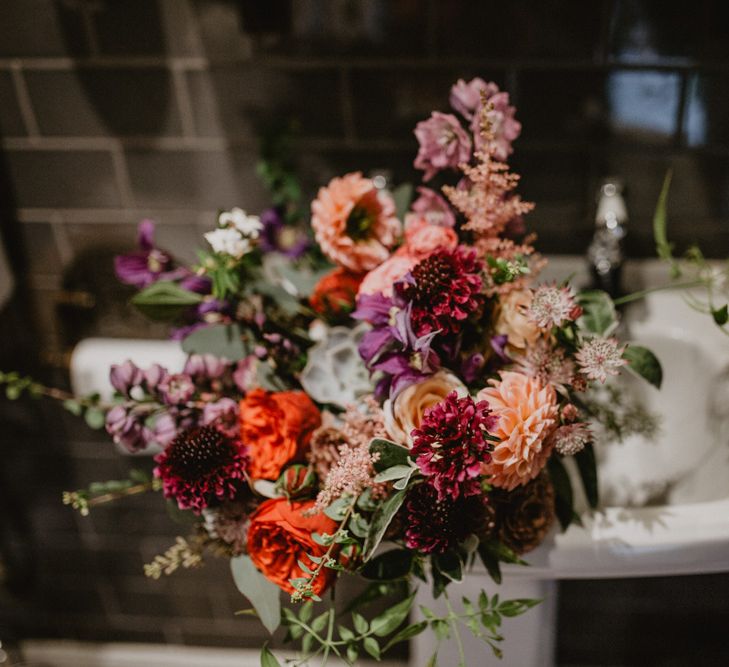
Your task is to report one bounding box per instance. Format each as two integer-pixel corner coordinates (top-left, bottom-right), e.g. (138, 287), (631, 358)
(383, 371), (467, 447)
(494, 289), (540, 351)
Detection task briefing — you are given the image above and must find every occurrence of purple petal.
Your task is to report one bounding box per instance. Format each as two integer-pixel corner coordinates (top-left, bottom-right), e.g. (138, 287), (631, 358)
(137, 219), (156, 251)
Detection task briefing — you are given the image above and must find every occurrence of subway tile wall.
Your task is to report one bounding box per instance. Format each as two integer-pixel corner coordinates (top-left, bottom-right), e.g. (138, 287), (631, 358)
(1, 1), (729, 664)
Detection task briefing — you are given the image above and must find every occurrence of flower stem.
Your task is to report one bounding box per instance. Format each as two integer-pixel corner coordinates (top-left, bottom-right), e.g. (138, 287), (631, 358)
(612, 279), (707, 306)
(444, 591), (467, 667)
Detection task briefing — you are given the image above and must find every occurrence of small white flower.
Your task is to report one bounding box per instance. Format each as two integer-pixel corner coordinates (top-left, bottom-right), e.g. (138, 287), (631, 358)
(218, 207), (262, 238)
(575, 337), (627, 384)
(204, 227), (251, 259)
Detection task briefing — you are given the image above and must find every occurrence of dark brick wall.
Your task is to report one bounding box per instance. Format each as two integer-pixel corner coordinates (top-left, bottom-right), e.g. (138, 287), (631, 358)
(1, 0), (729, 662)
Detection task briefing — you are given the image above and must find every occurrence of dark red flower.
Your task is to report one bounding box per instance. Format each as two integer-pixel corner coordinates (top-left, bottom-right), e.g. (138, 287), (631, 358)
(397, 246), (484, 337)
(154, 426), (248, 513)
(404, 483), (488, 554)
(411, 391), (496, 501)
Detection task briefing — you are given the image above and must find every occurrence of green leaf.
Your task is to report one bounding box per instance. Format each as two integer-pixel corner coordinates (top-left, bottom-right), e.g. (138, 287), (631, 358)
(360, 549), (413, 581)
(352, 612), (369, 634)
(362, 489), (406, 561)
(370, 592), (415, 637)
(299, 601), (313, 623)
(374, 465), (413, 484)
(182, 323), (251, 360)
(392, 183), (414, 221)
(260, 645), (281, 667)
(433, 551), (463, 583)
(547, 457), (575, 529)
(369, 438), (410, 472)
(712, 305), (729, 326)
(477, 544), (502, 584)
(83, 407), (106, 430)
(131, 280), (203, 322)
(363, 636), (381, 660)
(426, 651), (438, 667)
(623, 345), (663, 389)
(578, 290), (618, 336)
(323, 496), (351, 521)
(382, 620), (428, 652)
(310, 611), (329, 633)
(230, 555), (281, 634)
(498, 598), (542, 618)
(348, 512), (370, 539)
(574, 443), (599, 509)
(347, 644), (359, 663)
(338, 624), (355, 642)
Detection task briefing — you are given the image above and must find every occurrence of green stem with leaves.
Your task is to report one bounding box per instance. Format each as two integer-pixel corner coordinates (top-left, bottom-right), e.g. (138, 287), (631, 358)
(444, 591), (467, 667)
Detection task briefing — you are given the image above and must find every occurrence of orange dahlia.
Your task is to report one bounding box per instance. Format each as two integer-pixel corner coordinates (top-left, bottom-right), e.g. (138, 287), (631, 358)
(477, 371), (558, 491)
(311, 172), (401, 273)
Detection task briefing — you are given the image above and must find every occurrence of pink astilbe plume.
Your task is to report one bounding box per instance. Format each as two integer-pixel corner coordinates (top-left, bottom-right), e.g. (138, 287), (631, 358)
(443, 98), (534, 241)
(313, 398), (387, 511)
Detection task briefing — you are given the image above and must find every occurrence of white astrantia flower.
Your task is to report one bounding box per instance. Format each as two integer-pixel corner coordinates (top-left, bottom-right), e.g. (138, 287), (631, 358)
(218, 207), (263, 238)
(204, 227), (252, 259)
(300, 322), (373, 408)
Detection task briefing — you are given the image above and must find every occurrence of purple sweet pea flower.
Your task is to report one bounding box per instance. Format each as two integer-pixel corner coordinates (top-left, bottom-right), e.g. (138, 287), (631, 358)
(184, 354), (227, 380)
(114, 220), (187, 288)
(109, 360), (143, 396)
(180, 274), (213, 294)
(143, 364), (169, 393)
(414, 112), (472, 181)
(105, 405), (147, 453)
(259, 207), (310, 259)
(410, 187), (456, 228)
(233, 356), (258, 393)
(158, 373), (195, 405)
(461, 352), (485, 384)
(146, 412), (177, 448)
(490, 334), (510, 363)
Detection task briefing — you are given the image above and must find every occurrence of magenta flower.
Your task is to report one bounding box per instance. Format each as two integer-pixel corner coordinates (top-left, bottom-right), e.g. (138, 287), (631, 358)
(414, 112), (472, 181)
(450, 77), (497, 120)
(114, 220), (186, 288)
(154, 426), (249, 513)
(411, 391), (497, 501)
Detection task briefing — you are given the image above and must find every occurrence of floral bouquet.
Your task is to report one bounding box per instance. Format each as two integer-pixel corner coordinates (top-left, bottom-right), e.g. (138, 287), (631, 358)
(2, 78), (662, 666)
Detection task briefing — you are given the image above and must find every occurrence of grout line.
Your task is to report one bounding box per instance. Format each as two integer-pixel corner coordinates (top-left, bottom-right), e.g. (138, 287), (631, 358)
(110, 145), (135, 208)
(9, 60), (41, 138)
(0, 56), (209, 70)
(339, 66), (357, 145)
(171, 62), (197, 138)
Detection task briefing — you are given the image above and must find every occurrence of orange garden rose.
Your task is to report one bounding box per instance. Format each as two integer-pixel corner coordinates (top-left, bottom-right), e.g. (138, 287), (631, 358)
(239, 389), (321, 480)
(309, 267), (363, 317)
(247, 498), (338, 595)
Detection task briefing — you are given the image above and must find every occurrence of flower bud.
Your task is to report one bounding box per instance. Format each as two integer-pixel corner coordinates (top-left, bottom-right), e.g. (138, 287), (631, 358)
(275, 464), (317, 499)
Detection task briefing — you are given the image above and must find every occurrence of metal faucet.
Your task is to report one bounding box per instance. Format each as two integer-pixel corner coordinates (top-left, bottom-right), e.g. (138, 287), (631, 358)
(587, 178), (627, 298)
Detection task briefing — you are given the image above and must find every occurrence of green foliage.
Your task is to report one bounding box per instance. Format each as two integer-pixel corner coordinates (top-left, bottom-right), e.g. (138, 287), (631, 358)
(369, 438), (411, 472)
(181, 323), (252, 360)
(547, 456), (575, 529)
(259, 645), (281, 667)
(362, 489), (407, 561)
(62, 470), (160, 516)
(577, 289), (618, 336)
(623, 345), (663, 389)
(477, 540), (526, 585)
(130, 280), (203, 321)
(360, 549), (414, 581)
(230, 555), (281, 634)
(653, 170), (679, 278)
(486, 254), (530, 285)
(574, 443), (599, 510)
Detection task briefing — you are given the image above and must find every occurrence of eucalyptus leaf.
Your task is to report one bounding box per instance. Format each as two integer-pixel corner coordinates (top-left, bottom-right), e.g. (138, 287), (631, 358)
(374, 465), (412, 483)
(83, 407), (106, 430)
(182, 323), (251, 360)
(131, 280), (203, 322)
(230, 555), (281, 634)
(362, 489), (406, 561)
(369, 438), (410, 472)
(623, 345), (663, 389)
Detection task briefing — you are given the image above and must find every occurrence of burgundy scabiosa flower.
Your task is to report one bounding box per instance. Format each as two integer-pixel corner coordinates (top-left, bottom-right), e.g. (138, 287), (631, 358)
(410, 391), (497, 501)
(154, 426), (249, 513)
(404, 482), (489, 554)
(397, 246), (485, 337)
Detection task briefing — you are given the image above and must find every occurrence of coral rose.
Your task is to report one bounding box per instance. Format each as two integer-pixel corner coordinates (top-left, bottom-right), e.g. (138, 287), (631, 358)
(239, 389), (321, 480)
(309, 267), (363, 317)
(494, 289), (540, 352)
(358, 254), (418, 298)
(311, 172), (401, 273)
(247, 498), (337, 595)
(384, 371), (467, 447)
(402, 216), (459, 260)
(477, 371), (558, 490)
